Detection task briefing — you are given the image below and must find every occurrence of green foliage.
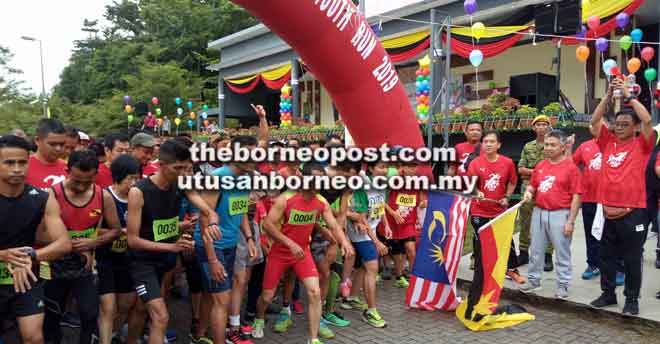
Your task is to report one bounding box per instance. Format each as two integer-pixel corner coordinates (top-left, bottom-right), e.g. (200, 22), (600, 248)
(543, 102), (561, 114)
(516, 104), (537, 116)
(0, 45), (42, 135)
(42, 0), (257, 134)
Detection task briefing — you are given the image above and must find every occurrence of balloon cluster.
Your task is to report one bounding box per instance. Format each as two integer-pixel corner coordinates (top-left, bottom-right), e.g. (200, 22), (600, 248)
(415, 56), (431, 122)
(576, 17), (657, 82)
(123, 95), (134, 123)
(279, 84), (293, 127)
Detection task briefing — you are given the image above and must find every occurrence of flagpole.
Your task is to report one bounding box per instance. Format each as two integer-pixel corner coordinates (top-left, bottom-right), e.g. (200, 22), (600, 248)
(477, 202), (524, 232)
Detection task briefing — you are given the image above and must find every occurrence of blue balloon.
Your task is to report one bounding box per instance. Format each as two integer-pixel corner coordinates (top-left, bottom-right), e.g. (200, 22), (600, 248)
(187, 101), (193, 109)
(175, 97), (181, 105)
(187, 119), (194, 127)
(602, 59), (617, 76)
(202, 112), (208, 119)
(631, 28), (643, 43)
(416, 81), (422, 88)
(422, 80), (429, 87)
(469, 49), (484, 67)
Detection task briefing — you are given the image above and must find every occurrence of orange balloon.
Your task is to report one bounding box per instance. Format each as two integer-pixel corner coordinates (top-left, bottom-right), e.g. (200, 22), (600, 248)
(576, 46), (590, 63)
(627, 58), (641, 74)
(190, 112), (196, 120)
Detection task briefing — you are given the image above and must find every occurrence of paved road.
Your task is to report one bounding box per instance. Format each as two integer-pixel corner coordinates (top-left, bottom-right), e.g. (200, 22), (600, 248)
(0, 274), (643, 343)
(48, 278), (652, 344)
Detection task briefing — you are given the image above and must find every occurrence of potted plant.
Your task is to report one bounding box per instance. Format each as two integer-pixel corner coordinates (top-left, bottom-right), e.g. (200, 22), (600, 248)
(542, 102), (562, 125)
(492, 107), (508, 129)
(516, 105), (538, 128)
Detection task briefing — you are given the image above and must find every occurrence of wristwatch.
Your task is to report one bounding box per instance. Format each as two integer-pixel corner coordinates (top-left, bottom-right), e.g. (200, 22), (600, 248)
(623, 95), (635, 104)
(24, 247), (37, 262)
(246, 236), (254, 242)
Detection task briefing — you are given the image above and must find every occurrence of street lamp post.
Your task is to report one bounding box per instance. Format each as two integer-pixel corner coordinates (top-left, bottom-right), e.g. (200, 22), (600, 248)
(21, 36), (48, 118)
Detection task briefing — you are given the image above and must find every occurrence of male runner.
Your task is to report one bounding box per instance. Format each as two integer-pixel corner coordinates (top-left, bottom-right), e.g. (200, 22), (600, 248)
(0, 135), (71, 344)
(42, 150), (123, 344)
(96, 133), (131, 188)
(251, 162), (354, 344)
(125, 139), (220, 344)
(26, 119), (68, 189)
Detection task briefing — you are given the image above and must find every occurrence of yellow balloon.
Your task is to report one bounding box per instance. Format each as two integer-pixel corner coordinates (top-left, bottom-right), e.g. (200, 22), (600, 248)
(281, 84), (292, 96)
(472, 22), (486, 40)
(418, 55), (431, 67)
(124, 105), (132, 113)
(175, 118), (181, 126)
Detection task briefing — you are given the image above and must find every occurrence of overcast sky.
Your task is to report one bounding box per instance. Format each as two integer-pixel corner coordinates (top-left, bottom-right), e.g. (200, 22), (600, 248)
(0, 0), (111, 95)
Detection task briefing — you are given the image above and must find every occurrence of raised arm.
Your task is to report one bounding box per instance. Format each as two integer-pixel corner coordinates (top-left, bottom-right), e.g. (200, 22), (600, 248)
(591, 82), (614, 138)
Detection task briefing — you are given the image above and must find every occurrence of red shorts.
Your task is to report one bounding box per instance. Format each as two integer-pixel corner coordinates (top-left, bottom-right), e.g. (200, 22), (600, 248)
(262, 251), (319, 290)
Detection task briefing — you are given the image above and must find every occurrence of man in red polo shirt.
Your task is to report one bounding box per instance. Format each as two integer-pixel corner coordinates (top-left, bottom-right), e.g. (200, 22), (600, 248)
(520, 129), (582, 299)
(588, 78), (653, 316)
(130, 133), (157, 178)
(26, 119), (68, 189)
(448, 120), (483, 177)
(96, 133), (131, 188)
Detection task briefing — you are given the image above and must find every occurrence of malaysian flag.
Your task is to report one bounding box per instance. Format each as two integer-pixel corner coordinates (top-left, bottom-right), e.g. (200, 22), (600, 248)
(405, 192), (471, 311)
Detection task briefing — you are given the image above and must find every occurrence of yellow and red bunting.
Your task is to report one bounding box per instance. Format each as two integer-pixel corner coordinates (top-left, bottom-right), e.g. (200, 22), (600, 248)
(225, 64), (292, 94)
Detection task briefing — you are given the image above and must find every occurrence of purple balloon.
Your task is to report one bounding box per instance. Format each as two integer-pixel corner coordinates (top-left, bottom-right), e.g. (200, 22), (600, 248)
(596, 38), (609, 53)
(464, 0), (477, 15)
(616, 12), (629, 29)
(123, 95), (131, 104)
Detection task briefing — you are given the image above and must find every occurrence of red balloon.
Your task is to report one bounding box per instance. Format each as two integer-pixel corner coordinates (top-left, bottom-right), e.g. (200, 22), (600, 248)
(415, 70), (422, 76)
(641, 47), (655, 62)
(422, 69), (430, 76)
(610, 66), (620, 75)
(587, 16), (600, 31)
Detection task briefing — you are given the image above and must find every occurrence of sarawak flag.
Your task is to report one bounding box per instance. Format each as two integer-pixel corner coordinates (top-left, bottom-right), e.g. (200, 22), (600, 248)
(405, 192), (471, 311)
(456, 203), (535, 331)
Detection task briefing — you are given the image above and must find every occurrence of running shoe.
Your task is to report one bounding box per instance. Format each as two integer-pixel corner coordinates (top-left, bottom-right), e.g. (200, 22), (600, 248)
(581, 266), (600, 280)
(273, 309), (293, 333)
(240, 325), (252, 336)
(190, 336), (214, 344)
(250, 319), (264, 339)
(323, 311), (351, 327)
(319, 319), (335, 339)
(60, 312), (81, 328)
(519, 281), (541, 294)
(226, 329), (253, 344)
(307, 340), (324, 344)
(395, 276), (409, 288)
(340, 297), (367, 311)
(555, 285), (569, 300)
(362, 309), (386, 328)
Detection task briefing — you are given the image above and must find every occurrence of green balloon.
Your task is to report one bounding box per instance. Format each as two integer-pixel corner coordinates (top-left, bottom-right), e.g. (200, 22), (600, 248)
(203, 104), (209, 111)
(644, 68), (657, 81)
(156, 108), (162, 115)
(619, 35), (633, 51)
(127, 114), (134, 123)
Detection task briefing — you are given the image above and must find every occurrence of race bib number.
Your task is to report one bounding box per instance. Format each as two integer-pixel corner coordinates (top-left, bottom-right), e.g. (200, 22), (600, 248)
(40, 261), (51, 280)
(69, 227), (98, 239)
(229, 195), (249, 216)
(111, 235), (128, 253)
(0, 262), (13, 285)
(288, 209), (317, 225)
(371, 203), (385, 219)
(153, 216), (180, 242)
(396, 194), (417, 207)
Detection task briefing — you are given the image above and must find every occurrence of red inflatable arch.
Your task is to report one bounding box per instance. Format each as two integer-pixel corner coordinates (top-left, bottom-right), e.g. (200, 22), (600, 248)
(230, 0), (424, 148)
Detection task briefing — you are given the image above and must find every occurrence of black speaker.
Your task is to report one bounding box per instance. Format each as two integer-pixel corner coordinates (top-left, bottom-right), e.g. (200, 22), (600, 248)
(509, 73), (557, 109)
(134, 101), (148, 116)
(534, 0), (581, 35)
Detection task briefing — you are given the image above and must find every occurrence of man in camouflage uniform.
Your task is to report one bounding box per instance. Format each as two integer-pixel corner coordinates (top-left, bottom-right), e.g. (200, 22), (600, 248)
(516, 115), (554, 272)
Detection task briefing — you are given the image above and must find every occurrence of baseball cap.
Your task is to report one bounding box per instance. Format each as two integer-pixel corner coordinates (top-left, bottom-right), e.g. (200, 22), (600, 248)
(131, 133), (156, 148)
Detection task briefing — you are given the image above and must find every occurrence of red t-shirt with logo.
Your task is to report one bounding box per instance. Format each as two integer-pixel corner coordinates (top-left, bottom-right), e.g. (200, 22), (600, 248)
(96, 163), (113, 188)
(269, 191), (327, 257)
(26, 155), (68, 190)
(453, 142), (477, 176)
(467, 155), (518, 218)
(596, 125), (653, 208)
(530, 158), (582, 210)
(142, 161), (159, 178)
(572, 139), (601, 203)
(386, 189), (420, 239)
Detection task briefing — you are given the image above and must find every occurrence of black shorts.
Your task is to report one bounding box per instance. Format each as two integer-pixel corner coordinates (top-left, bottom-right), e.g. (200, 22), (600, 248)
(0, 282), (45, 319)
(181, 254), (203, 294)
(388, 237), (416, 255)
(129, 261), (174, 303)
(98, 264), (134, 295)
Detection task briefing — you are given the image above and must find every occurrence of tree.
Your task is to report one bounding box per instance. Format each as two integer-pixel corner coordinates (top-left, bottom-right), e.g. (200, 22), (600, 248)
(0, 45), (41, 135)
